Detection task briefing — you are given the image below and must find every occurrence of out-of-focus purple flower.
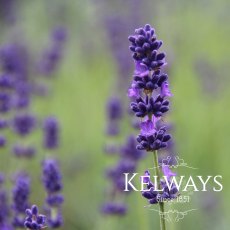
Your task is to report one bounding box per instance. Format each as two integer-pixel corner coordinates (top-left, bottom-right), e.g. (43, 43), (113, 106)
(0, 135), (6, 148)
(101, 202), (127, 216)
(42, 159), (62, 194)
(0, 119), (8, 129)
(42, 159), (63, 228)
(52, 27), (67, 44)
(0, 74), (14, 89)
(24, 205), (46, 230)
(12, 114), (36, 136)
(120, 135), (145, 161)
(0, 0), (17, 24)
(0, 43), (29, 79)
(43, 117), (59, 150)
(12, 145), (36, 158)
(13, 82), (31, 109)
(0, 92), (11, 113)
(12, 173), (30, 228)
(106, 97), (123, 121)
(38, 27), (67, 76)
(0, 174), (10, 228)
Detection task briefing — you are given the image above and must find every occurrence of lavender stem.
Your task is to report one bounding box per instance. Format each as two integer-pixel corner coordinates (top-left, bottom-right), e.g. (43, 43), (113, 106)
(153, 150), (166, 230)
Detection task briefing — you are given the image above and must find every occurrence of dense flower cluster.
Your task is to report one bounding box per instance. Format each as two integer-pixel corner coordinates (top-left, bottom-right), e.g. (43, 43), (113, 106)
(42, 159), (63, 228)
(24, 205), (46, 230)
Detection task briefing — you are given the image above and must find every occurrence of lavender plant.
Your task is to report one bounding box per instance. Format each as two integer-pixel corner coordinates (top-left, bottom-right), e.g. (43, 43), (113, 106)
(128, 24), (177, 230)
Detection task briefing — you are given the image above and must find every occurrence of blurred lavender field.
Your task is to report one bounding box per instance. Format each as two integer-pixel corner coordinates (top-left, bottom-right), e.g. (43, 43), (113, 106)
(0, 0), (229, 230)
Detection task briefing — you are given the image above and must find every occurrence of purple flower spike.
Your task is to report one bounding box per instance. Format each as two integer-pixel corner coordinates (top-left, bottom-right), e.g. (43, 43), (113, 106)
(43, 117), (59, 149)
(42, 159), (62, 194)
(106, 97), (123, 121)
(12, 173), (30, 228)
(24, 205), (46, 230)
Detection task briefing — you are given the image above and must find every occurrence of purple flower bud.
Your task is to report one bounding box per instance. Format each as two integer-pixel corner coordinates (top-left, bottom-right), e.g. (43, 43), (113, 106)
(12, 114), (36, 136)
(42, 159), (62, 194)
(106, 97), (123, 121)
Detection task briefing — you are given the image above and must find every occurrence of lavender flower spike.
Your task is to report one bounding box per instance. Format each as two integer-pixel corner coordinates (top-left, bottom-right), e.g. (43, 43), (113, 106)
(128, 24), (174, 230)
(24, 205), (46, 230)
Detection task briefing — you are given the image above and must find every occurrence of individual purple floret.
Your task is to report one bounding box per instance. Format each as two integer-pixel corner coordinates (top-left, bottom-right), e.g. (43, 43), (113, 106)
(12, 145), (36, 158)
(24, 205), (46, 230)
(12, 173), (30, 228)
(43, 117), (59, 149)
(101, 202), (127, 216)
(12, 114), (36, 136)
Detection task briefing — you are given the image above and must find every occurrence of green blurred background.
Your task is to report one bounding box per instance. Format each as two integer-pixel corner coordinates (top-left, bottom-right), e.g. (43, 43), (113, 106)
(0, 0), (229, 229)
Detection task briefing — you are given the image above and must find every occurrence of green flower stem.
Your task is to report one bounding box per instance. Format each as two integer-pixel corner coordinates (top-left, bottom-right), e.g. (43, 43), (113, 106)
(153, 150), (166, 230)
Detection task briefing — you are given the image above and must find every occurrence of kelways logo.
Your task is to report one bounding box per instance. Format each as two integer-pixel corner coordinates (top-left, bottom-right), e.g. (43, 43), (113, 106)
(123, 174), (223, 192)
(123, 156), (223, 222)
